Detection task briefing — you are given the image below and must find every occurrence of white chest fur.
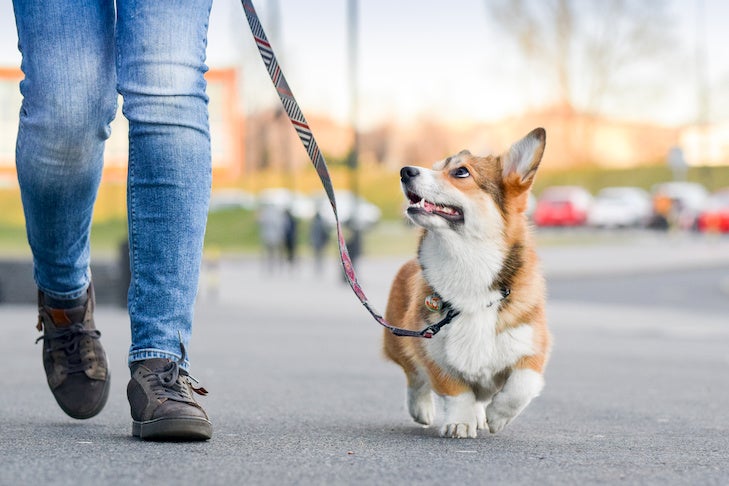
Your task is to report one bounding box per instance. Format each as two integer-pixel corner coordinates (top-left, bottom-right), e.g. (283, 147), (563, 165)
(419, 232), (504, 311)
(426, 309), (535, 385)
(418, 228), (534, 385)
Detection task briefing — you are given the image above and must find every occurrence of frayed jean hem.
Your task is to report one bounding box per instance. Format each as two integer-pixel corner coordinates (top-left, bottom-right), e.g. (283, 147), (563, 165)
(128, 349), (190, 371)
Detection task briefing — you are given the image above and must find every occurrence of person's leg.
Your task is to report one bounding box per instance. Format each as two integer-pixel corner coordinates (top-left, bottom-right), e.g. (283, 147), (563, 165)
(13, 0), (117, 299)
(117, 0), (212, 368)
(116, 0), (213, 440)
(13, 0), (116, 419)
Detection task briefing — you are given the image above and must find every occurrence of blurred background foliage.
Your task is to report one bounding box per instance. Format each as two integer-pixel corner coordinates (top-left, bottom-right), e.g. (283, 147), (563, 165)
(2, 162), (729, 255)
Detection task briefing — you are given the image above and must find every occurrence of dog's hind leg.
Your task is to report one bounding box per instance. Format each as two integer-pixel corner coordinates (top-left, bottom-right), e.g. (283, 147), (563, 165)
(406, 366), (435, 426)
(383, 331), (435, 426)
(475, 401), (487, 430)
(474, 375), (507, 430)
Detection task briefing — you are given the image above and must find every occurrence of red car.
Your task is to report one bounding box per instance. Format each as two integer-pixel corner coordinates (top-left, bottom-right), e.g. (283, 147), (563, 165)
(697, 189), (729, 233)
(533, 186), (592, 227)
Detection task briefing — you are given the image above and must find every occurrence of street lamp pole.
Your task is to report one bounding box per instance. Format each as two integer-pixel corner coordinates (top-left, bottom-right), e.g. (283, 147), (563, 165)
(347, 0), (362, 262)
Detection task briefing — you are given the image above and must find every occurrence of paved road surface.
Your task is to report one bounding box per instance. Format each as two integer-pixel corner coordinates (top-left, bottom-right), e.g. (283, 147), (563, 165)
(1, 236), (728, 485)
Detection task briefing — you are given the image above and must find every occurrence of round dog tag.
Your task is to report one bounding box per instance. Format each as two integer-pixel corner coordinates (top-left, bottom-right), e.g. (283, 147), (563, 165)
(424, 293), (443, 312)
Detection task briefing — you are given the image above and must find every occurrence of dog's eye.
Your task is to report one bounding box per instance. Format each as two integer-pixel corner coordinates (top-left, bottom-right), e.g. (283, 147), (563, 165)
(451, 167), (470, 179)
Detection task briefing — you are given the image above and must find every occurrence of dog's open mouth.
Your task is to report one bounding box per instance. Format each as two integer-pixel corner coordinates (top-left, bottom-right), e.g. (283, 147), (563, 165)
(406, 191), (464, 223)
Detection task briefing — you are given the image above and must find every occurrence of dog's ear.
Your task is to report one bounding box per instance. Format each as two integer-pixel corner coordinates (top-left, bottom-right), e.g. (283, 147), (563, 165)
(501, 127), (546, 189)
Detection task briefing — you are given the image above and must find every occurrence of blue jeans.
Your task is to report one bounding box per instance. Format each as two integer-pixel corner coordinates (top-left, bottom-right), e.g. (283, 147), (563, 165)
(13, 0), (213, 369)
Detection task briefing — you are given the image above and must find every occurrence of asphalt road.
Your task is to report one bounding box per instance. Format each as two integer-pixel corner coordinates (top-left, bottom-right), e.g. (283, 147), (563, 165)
(549, 265), (729, 315)
(1, 237), (728, 485)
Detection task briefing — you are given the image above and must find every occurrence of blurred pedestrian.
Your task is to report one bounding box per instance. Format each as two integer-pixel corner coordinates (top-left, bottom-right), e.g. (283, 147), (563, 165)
(258, 204), (286, 273)
(283, 208), (298, 268)
(309, 210), (330, 274)
(202, 248), (222, 302)
(12, 0), (213, 440)
(650, 194), (672, 231)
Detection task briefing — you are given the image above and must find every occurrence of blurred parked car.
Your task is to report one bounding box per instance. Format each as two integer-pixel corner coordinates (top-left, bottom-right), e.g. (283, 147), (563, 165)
(696, 188), (729, 233)
(533, 186), (592, 227)
(587, 186), (652, 228)
(650, 182), (709, 230)
(316, 190), (381, 231)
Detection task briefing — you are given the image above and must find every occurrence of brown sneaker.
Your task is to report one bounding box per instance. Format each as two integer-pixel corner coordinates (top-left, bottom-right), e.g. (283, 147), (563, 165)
(127, 344), (212, 441)
(36, 283), (110, 419)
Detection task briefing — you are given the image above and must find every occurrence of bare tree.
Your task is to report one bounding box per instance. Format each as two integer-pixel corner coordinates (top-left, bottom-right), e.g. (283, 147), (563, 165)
(485, 0), (674, 115)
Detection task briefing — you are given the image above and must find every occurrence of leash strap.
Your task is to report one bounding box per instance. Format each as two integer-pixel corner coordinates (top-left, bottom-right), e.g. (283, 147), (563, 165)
(241, 0), (437, 338)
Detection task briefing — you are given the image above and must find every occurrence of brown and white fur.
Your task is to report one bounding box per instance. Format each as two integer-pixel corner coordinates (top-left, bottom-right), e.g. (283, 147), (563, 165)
(383, 128), (551, 438)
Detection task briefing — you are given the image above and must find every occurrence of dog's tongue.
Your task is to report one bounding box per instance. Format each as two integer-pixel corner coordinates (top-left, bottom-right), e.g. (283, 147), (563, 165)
(423, 200), (437, 213)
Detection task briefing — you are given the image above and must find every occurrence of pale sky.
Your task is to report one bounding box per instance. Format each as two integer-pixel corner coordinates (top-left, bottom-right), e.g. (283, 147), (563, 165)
(1, 0), (728, 128)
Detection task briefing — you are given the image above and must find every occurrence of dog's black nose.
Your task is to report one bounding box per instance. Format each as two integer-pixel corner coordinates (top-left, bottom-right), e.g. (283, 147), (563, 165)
(400, 166), (420, 183)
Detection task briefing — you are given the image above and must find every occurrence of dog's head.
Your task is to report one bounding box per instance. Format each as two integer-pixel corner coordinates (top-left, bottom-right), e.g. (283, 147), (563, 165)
(400, 128), (546, 236)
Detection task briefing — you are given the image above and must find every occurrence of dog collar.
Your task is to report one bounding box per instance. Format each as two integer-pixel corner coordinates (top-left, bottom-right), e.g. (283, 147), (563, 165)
(424, 288), (510, 313)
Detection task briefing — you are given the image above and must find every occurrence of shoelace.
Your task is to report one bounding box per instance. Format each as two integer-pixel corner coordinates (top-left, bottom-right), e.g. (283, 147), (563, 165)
(143, 343), (208, 402)
(36, 322), (101, 374)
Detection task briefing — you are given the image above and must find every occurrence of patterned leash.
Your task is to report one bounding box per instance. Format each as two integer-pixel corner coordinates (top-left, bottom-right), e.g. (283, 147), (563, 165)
(241, 0), (452, 338)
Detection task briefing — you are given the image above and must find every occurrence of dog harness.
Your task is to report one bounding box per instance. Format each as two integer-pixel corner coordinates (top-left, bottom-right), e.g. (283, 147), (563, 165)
(242, 0), (509, 338)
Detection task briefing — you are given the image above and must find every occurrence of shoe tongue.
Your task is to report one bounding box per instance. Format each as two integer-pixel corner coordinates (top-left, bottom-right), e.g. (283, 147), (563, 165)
(138, 358), (172, 373)
(47, 306), (86, 327)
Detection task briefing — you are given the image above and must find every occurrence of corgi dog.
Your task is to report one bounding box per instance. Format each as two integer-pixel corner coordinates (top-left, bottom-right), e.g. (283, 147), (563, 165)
(383, 128), (551, 438)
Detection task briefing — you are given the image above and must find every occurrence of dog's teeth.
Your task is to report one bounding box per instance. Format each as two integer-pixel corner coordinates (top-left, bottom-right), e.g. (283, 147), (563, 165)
(408, 197), (462, 218)
(409, 199), (426, 210)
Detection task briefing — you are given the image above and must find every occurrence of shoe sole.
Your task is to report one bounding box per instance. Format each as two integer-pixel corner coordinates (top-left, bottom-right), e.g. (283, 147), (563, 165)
(132, 417), (213, 441)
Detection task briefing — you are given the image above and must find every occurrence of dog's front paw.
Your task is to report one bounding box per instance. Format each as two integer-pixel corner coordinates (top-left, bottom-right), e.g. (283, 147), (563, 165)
(440, 422), (477, 438)
(485, 404), (512, 434)
(441, 392), (478, 437)
(485, 369), (544, 433)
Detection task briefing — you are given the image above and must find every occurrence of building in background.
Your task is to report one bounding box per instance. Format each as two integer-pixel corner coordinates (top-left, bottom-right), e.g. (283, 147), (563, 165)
(0, 67), (245, 185)
(0, 68), (20, 187)
(680, 123), (729, 167)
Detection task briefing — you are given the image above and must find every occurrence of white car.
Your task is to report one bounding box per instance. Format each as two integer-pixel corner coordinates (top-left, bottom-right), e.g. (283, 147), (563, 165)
(587, 187), (652, 228)
(257, 188), (316, 220)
